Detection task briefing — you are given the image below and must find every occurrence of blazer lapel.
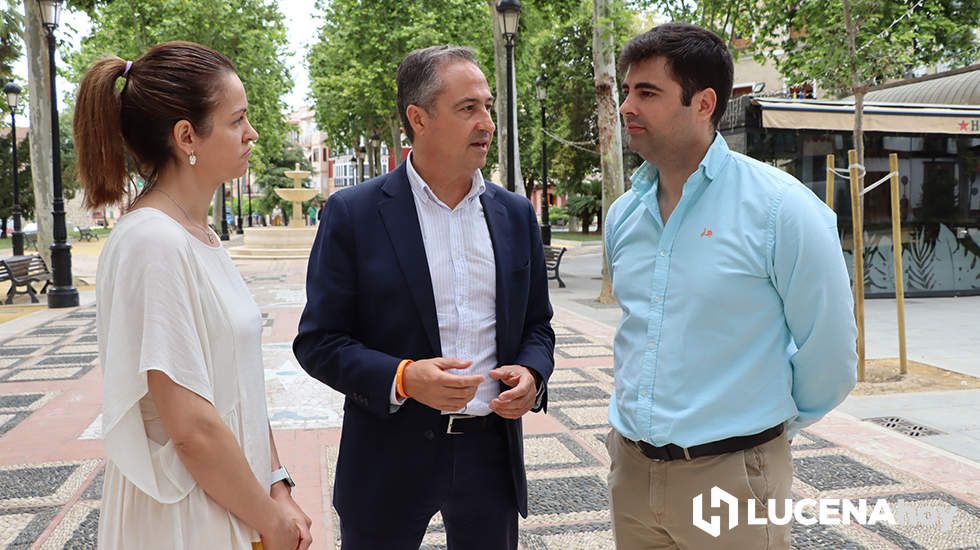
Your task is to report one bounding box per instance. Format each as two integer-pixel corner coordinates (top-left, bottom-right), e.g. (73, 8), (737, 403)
(378, 165), (442, 355)
(480, 185), (512, 354)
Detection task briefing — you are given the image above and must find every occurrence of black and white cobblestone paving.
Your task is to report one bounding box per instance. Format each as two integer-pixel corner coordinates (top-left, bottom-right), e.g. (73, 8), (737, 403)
(0, 308), (978, 548)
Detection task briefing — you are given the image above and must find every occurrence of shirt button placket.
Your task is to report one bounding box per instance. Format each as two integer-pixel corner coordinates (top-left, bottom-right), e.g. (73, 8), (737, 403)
(449, 210), (466, 355)
(646, 243), (670, 437)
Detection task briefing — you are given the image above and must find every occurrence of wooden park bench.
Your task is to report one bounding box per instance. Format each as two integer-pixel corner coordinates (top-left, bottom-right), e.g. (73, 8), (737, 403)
(75, 226), (100, 242)
(544, 245), (567, 288)
(1, 254), (52, 304)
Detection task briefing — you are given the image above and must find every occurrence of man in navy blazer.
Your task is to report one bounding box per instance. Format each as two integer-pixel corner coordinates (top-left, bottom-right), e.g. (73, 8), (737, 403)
(293, 45), (555, 550)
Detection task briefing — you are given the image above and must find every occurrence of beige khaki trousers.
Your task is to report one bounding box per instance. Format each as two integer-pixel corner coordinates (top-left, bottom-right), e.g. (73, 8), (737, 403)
(606, 428), (793, 549)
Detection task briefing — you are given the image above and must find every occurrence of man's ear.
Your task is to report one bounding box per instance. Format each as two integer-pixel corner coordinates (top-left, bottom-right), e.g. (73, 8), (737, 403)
(406, 104), (428, 139)
(693, 88), (717, 125)
(171, 119), (197, 156)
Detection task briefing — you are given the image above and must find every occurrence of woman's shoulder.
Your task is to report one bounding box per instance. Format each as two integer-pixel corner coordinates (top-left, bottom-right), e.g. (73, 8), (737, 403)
(106, 209), (195, 266)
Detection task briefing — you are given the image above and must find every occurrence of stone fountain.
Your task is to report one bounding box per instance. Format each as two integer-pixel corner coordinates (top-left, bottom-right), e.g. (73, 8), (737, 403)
(229, 163), (320, 260)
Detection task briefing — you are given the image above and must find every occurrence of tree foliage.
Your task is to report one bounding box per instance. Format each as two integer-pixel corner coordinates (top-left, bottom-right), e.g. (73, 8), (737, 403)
(0, 132), (33, 223)
(519, 0), (633, 221)
(66, 0), (293, 172)
(307, 0), (492, 165)
(638, 0), (980, 97)
(0, 0), (21, 82)
(752, 0), (980, 97)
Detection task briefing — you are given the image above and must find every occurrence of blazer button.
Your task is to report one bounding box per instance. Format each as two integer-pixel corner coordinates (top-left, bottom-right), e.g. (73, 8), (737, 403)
(423, 430), (435, 440)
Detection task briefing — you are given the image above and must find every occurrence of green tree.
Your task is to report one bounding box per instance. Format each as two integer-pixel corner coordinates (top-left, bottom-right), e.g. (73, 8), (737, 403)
(308, 0), (492, 176)
(566, 179), (603, 234)
(67, 0), (293, 172)
(0, 1), (27, 241)
(746, 0), (980, 98)
(517, 0), (632, 227)
(255, 145), (315, 221)
(0, 1), (22, 81)
(0, 132), (33, 239)
(638, 0), (980, 163)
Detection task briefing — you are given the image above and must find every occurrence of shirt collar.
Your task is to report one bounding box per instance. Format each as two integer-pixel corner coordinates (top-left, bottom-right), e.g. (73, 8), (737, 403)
(406, 151), (486, 209)
(629, 132), (731, 197)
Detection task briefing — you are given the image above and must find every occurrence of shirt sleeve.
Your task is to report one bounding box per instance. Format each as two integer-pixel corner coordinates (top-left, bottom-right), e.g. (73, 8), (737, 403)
(769, 184), (858, 439)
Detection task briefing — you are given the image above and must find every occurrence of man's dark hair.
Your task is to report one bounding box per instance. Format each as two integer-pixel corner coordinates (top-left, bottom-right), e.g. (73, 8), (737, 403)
(397, 45), (480, 143)
(618, 23), (734, 128)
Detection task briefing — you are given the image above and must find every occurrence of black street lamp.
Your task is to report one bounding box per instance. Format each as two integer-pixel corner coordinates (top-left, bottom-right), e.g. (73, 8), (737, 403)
(5, 81), (23, 256)
(535, 72), (551, 245)
(39, 0), (78, 308)
(246, 165), (253, 227)
(495, 0), (521, 193)
(219, 182), (229, 240)
(235, 176), (243, 233)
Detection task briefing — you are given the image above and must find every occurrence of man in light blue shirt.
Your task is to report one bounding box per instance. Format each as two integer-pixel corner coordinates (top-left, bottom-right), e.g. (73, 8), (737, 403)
(605, 23), (857, 549)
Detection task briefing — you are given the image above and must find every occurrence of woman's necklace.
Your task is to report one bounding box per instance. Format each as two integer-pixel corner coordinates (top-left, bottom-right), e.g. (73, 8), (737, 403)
(156, 187), (217, 245)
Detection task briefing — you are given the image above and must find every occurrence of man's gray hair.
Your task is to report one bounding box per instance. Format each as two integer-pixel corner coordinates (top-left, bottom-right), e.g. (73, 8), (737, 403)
(397, 45), (480, 143)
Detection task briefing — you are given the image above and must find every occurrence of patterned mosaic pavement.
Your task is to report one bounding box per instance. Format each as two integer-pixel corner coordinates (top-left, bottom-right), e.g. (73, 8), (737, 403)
(0, 261), (978, 548)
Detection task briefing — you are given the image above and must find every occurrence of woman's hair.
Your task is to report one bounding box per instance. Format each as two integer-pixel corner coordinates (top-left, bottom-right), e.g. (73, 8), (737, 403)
(73, 40), (236, 209)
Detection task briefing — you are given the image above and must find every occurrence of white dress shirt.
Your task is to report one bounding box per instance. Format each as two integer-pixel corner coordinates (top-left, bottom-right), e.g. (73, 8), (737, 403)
(388, 153), (499, 415)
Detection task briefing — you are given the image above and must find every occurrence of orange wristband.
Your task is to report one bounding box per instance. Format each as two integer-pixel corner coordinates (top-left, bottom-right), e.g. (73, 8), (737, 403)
(395, 359), (413, 400)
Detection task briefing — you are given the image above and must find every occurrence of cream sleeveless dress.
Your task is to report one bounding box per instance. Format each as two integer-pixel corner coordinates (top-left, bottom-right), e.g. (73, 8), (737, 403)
(95, 208), (271, 549)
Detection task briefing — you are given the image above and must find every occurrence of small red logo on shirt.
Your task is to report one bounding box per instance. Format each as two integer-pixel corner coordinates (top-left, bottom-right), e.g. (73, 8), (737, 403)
(700, 228), (713, 238)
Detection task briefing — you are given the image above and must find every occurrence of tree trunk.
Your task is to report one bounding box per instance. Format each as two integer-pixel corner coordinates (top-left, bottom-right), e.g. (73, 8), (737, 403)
(212, 187), (222, 228)
(363, 143), (371, 179)
(592, 0), (625, 304)
(488, 0), (507, 186)
(23, 2), (53, 268)
(354, 138), (364, 184)
(842, 0), (864, 168)
(388, 113), (403, 166)
(486, 0), (524, 195)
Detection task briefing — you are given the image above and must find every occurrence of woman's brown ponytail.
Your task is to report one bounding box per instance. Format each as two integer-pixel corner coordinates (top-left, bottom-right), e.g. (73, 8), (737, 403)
(73, 56), (129, 210)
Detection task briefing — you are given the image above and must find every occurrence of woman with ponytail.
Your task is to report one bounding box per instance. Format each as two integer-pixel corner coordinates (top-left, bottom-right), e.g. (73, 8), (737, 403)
(75, 41), (312, 550)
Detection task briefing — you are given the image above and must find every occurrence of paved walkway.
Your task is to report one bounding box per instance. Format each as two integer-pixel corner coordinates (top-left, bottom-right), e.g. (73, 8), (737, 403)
(0, 247), (978, 549)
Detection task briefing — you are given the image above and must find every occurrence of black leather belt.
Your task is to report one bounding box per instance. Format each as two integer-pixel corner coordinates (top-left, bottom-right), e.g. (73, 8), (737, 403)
(630, 424), (784, 461)
(444, 413), (503, 435)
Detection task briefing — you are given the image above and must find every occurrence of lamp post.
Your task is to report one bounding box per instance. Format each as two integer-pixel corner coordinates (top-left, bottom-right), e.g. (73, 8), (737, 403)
(495, 0), (521, 193)
(39, 0), (78, 308)
(219, 182), (229, 240)
(535, 72), (551, 245)
(5, 82), (23, 256)
(246, 165), (253, 227)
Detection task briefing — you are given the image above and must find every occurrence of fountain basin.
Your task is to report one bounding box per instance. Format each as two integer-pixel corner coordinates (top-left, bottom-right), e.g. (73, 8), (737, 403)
(228, 226), (317, 260)
(274, 187), (318, 202)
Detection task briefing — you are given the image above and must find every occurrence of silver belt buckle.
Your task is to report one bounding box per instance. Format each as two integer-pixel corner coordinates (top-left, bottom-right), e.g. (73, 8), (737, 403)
(446, 414), (476, 435)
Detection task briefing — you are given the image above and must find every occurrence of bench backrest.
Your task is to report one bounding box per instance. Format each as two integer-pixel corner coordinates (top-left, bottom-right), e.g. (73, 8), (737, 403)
(543, 246), (566, 263)
(0, 255), (49, 282)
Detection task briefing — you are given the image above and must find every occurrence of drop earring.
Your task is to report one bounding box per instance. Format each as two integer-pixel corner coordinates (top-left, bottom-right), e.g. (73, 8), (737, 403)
(189, 152), (197, 166)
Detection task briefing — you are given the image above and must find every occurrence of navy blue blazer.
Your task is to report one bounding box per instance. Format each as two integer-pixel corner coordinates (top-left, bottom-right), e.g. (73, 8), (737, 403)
(293, 163), (555, 520)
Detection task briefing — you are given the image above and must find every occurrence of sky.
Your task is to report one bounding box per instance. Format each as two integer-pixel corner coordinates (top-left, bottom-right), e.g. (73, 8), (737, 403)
(11, 0), (320, 118)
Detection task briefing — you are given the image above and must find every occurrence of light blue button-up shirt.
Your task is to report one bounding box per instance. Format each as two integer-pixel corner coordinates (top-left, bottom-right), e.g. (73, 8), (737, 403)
(605, 134), (857, 447)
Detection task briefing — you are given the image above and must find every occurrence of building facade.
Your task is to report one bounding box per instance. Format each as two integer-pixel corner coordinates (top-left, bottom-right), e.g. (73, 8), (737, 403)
(720, 65), (980, 297)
